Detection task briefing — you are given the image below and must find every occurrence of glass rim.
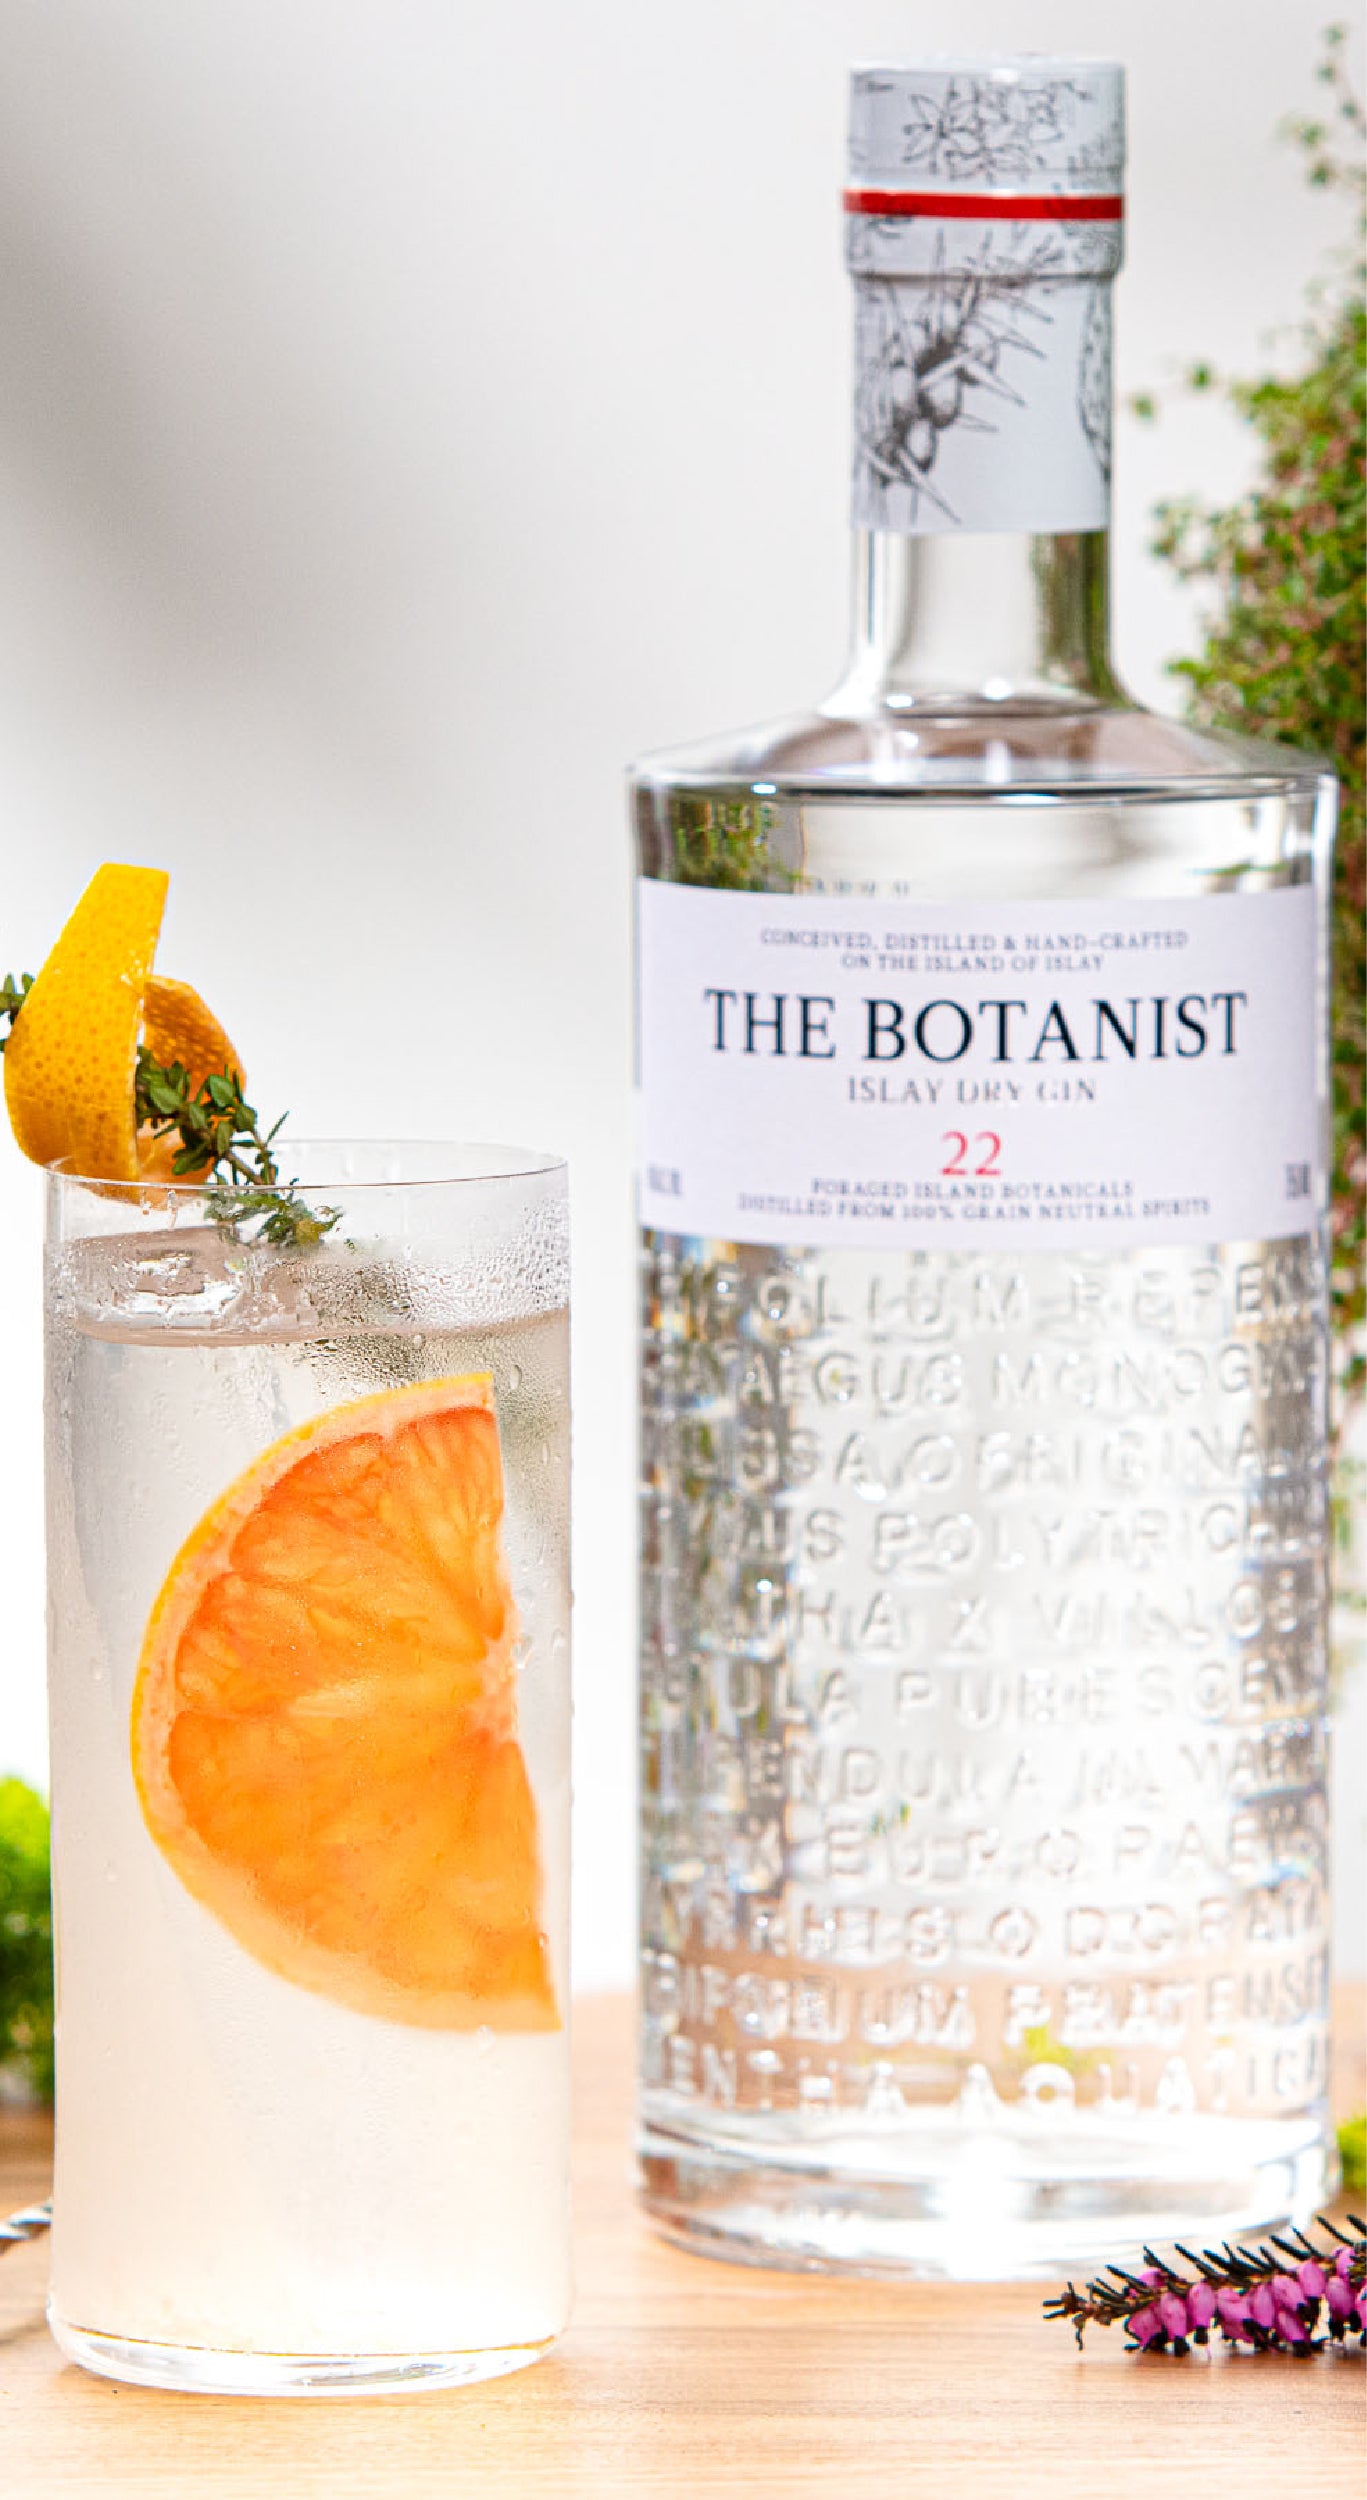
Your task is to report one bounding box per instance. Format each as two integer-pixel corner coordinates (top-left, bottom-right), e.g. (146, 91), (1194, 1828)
(46, 1138), (568, 1197)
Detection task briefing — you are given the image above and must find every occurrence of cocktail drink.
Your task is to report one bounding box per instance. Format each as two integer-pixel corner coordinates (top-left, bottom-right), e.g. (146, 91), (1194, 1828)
(44, 1147), (570, 2391)
(5, 873), (571, 2393)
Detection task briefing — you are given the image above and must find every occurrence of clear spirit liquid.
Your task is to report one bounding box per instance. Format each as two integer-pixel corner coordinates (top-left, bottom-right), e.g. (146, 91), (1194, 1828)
(45, 1170), (572, 2389)
(631, 49), (1334, 2277)
(636, 769), (1332, 2275)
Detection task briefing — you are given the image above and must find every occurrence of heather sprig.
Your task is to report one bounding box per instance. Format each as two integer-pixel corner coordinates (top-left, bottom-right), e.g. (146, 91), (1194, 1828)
(1045, 2214), (1366, 2355)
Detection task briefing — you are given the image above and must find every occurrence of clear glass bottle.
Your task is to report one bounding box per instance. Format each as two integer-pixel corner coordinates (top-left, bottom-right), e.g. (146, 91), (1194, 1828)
(631, 59), (1336, 2276)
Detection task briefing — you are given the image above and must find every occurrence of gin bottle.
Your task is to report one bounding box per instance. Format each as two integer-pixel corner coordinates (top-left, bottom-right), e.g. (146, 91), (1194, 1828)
(632, 58), (1336, 2274)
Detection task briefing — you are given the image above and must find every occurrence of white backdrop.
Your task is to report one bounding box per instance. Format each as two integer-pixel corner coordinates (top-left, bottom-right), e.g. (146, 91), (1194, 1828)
(0, 0), (1359, 1985)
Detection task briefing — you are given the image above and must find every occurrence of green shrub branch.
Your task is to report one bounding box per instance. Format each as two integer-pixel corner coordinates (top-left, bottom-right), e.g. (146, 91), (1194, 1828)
(1147, 29), (1365, 1447)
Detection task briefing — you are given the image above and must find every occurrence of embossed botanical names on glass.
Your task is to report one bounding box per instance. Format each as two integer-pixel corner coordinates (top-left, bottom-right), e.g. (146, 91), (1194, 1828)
(632, 57), (1335, 2276)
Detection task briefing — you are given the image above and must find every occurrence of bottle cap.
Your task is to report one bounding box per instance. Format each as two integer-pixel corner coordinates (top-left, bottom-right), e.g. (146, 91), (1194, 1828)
(847, 58), (1125, 206)
(842, 61), (1125, 534)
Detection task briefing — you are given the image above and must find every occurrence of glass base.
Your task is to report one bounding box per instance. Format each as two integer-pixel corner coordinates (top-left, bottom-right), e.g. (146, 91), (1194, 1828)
(638, 2114), (1335, 2281)
(49, 2307), (556, 2396)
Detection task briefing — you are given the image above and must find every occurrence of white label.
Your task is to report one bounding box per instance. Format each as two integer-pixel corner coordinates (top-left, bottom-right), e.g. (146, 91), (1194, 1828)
(636, 882), (1322, 1251)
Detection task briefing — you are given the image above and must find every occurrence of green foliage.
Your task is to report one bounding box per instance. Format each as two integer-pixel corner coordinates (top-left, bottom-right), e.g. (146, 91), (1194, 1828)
(1016, 2023), (1092, 2078)
(671, 795), (783, 890)
(133, 1046), (338, 1247)
(0, 972), (33, 1042)
(1340, 2109), (1367, 2198)
(0, 1777), (53, 2102)
(1148, 30), (1366, 1443)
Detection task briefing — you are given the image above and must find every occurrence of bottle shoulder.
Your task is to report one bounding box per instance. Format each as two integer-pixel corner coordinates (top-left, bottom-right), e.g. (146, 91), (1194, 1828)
(631, 697), (1334, 801)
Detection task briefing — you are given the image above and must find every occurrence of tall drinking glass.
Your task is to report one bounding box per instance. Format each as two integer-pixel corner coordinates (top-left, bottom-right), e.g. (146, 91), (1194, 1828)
(44, 1143), (571, 2394)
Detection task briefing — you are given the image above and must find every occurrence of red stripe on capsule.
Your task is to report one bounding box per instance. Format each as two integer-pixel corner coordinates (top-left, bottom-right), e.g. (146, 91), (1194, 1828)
(843, 187), (1123, 221)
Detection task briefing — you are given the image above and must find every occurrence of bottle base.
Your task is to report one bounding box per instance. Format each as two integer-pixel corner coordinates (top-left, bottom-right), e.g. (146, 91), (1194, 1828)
(48, 2308), (557, 2397)
(638, 2112), (1335, 2280)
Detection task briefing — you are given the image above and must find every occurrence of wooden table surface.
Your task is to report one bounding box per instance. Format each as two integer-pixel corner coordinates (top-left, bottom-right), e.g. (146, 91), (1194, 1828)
(1, 1991), (1362, 2498)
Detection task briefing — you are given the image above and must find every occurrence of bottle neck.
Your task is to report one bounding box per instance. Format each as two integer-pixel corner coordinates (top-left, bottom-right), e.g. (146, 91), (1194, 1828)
(832, 523), (1120, 714)
(832, 238), (1123, 713)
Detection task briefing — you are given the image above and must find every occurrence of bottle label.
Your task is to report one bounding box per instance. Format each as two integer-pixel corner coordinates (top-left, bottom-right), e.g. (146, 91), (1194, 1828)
(636, 880), (1322, 1251)
(849, 270), (1111, 537)
(844, 63), (1124, 538)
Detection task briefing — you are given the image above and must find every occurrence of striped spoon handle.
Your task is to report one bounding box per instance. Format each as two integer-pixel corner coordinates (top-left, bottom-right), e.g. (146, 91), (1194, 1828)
(0, 2200), (52, 2248)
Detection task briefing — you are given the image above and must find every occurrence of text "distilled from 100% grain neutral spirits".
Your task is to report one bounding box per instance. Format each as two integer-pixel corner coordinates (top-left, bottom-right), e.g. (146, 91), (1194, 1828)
(632, 57), (1336, 2277)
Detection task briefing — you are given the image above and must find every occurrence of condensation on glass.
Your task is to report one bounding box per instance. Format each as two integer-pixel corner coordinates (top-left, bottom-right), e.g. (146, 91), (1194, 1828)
(45, 1144), (572, 2391)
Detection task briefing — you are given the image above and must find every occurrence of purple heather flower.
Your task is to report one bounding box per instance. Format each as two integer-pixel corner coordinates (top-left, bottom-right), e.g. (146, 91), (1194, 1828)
(1044, 2214), (1366, 2356)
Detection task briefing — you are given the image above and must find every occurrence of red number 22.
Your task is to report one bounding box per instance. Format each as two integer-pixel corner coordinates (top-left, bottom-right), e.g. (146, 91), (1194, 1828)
(941, 1130), (1001, 1177)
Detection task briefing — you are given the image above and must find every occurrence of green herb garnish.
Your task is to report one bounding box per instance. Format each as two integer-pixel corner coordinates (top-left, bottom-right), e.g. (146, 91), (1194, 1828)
(0, 980), (335, 1249)
(134, 1048), (337, 1246)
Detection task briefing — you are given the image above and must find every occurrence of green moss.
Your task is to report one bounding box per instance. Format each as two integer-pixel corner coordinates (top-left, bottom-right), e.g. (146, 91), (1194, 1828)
(0, 1776), (53, 2103)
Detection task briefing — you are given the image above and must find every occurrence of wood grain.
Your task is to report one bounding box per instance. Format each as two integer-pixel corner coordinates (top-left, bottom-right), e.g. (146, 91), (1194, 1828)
(1, 1991), (1362, 2498)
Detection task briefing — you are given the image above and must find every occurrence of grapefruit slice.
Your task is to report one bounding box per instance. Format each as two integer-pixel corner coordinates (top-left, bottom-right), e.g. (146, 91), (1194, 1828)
(4, 863), (245, 1184)
(131, 1374), (558, 2032)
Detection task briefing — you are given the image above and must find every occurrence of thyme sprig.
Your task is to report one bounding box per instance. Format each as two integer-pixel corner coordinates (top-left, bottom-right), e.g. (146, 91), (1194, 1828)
(0, 972), (33, 1027)
(1045, 2213), (1366, 2355)
(0, 976), (335, 1249)
(134, 1048), (336, 1247)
